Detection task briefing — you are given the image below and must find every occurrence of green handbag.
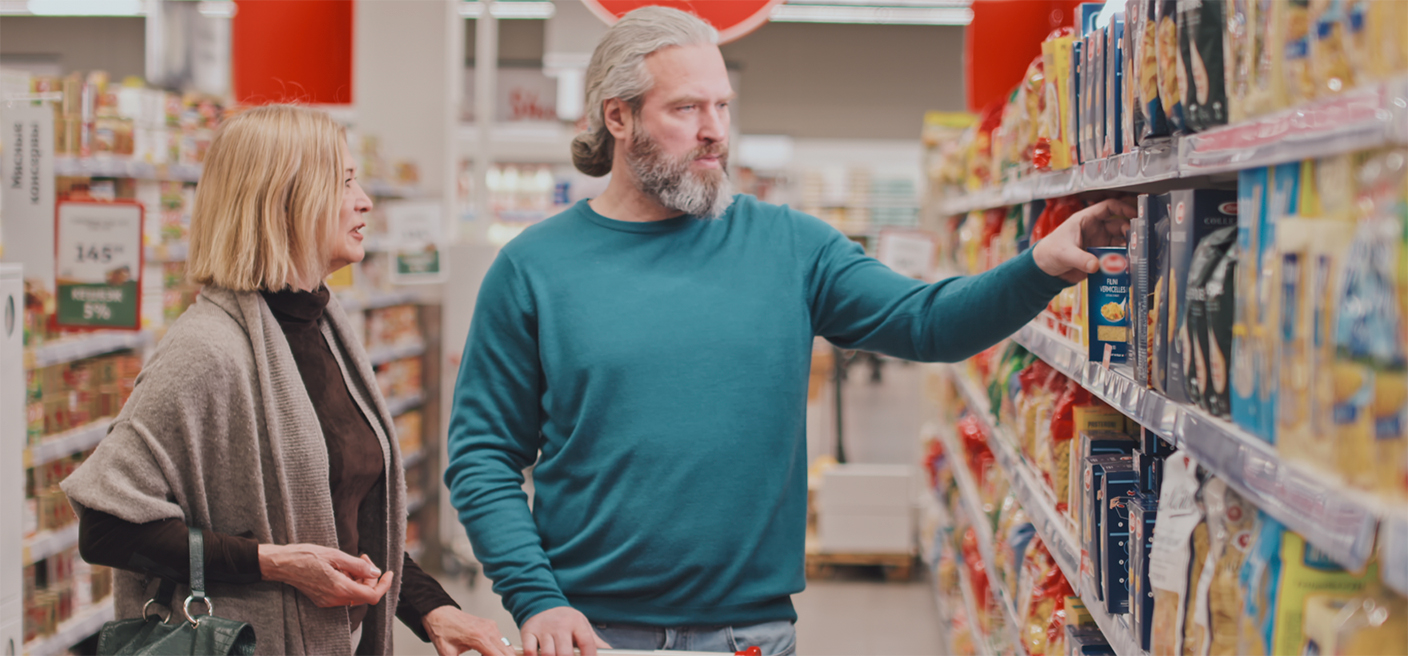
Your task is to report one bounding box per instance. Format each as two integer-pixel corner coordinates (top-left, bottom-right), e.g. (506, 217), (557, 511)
(96, 528), (257, 655)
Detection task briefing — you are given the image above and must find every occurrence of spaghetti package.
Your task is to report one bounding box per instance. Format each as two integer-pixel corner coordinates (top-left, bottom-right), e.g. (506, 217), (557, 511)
(1178, 0), (1228, 131)
(1244, 0), (1287, 118)
(1282, 0), (1314, 107)
(1233, 169), (1270, 437)
(1148, 452), (1203, 656)
(1182, 226), (1237, 411)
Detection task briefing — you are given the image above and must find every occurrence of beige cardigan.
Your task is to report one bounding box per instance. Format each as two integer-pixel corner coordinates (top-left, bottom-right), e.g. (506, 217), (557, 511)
(62, 286), (407, 655)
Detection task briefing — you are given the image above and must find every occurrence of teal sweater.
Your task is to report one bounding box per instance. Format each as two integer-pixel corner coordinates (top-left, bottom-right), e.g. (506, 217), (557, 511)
(445, 196), (1068, 627)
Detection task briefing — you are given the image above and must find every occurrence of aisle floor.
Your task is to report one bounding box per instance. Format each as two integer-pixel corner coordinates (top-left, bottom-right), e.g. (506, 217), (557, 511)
(398, 360), (943, 655)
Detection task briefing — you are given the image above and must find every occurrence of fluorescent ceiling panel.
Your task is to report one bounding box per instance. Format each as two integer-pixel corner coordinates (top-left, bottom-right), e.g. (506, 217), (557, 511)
(771, 3), (973, 25)
(459, 1), (556, 19)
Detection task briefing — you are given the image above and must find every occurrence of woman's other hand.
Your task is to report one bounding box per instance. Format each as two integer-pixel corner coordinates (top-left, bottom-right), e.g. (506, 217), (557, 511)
(257, 543), (394, 608)
(423, 606), (516, 656)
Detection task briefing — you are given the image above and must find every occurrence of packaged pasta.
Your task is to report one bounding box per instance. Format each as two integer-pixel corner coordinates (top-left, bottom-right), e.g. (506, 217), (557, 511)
(1203, 239), (1238, 418)
(1122, 2), (1141, 153)
(1154, 0), (1186, 133)
(1042, 29), (1079, 171)
(1182, 226), (1236, 411)
(1148, 452), (1202, 656)
(1306, 578), (1408, 656)
(1310, 0), (1354, 97)
(1190, 478), (1257, 656)
(1129, 493), (1159, 651)
(1225, 0), (1252, 122)
(1136, 0), (1171, 141)
(1087, 247), (1131, 365)
(1167, 189), (1239, 405)
(1233, 169), (1269, 433)
(1178, 0), (1228, 131)
(1245, 0), (1287, 117)
(1282, 0), (1314, 107)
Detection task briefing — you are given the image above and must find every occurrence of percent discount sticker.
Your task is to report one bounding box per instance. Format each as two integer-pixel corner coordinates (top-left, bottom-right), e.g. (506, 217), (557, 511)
(55, 200), (144, 330)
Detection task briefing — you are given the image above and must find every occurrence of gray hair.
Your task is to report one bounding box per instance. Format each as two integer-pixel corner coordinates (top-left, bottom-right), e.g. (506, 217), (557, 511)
(571, 6), (719, 177)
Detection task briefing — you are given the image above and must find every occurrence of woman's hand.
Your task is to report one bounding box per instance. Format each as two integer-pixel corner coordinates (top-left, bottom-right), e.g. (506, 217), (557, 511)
(257, 543), (394, 608)
(422, 606), (516, 656)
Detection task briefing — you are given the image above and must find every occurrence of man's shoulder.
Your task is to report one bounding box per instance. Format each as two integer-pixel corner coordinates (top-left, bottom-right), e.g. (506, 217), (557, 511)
(727, 195), (841, 243)
(498, 203), (591, 259)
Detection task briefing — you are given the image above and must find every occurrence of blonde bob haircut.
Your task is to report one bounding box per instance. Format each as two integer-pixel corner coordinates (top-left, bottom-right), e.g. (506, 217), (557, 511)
(188, 104), (344, 292)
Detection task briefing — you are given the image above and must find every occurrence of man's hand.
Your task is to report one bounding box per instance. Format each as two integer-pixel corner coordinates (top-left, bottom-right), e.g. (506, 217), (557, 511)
(423, 606), (515, 656)
(1032, 198), (1138, 283)
(521, 606), (612, 656)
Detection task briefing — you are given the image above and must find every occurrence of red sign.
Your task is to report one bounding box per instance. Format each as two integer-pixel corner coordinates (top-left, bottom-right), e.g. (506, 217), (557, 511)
(581, 0), (783, 44)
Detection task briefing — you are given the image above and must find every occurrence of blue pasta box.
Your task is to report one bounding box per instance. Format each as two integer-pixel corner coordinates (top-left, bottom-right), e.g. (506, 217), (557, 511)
(1087, 247), (1131, 365)
(1128, 493), (1158, 650)
(1092, 26), (1106, 163)
(1165, 189), (1239, 403)
(1100, 461), (1139, 614)
(1082, 453), (1134, 601)
(1257, 165), (1300, 444)
(1232, 167), (1269, 439)
(1066, 626), (1116, 656)
(1071, 39), (1084, 164)
(1134, 447), (1165, 494)
(1146, 195), (1173, 393)
(1134, 195), (1169, 389)
(1105, 16), (1125, 157)
(1138, 424), (1173, 458)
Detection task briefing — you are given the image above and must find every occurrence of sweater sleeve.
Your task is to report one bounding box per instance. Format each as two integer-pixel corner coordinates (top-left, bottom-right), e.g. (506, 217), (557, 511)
(394, 553), (460, 642)
(443, 253), (567, 627)
(804, 217), (1069, 362)
(76, 508), (262, 584)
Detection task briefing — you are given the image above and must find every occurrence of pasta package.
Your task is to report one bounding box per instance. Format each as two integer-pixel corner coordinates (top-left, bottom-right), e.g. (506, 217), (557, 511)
(1148, 452), (1203, 656)
(1233, 168), (1269, 434)
(1191, 478), (1257, 656)
(1226, 0), (1251, 122)
(1178, 0), (1228, 131)
(1105, 17), (1125, 157)
(1154, 0), (1186, 133)
(1203, 237), (1238, 418)
(1182, 226), (1236, 411)
(1282, 0), (1314, 107)
(1087, 247), (1131, 365)
(1245, 0), (1287, 117)
(1305, 580), (1408, 656)
(1122, 0), (1142, 153)
(1309, 0), (1354, 97)
(1042, 32), (1078, 171)
(1258, 164), (1302, 446)
(1167, 189), (1239, 405)
(1129, 494), (1159, 651)
(1136, 0), (1171, 141)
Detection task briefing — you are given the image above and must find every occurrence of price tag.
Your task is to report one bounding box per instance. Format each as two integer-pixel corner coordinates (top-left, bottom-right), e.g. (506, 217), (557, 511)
(55, 200), (143, 329)
(385, 201), (447, 284)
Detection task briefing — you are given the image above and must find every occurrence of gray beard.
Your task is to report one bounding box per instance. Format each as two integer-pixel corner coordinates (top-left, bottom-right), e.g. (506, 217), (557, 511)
(626, 125), (735, 220)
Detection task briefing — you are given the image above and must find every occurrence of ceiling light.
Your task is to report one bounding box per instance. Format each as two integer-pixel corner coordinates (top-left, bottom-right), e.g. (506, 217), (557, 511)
(459, 1), (556, 19)
(771, 3), (973, 25)
(26, 0), (144, 15)
(196, 0), (236, 18)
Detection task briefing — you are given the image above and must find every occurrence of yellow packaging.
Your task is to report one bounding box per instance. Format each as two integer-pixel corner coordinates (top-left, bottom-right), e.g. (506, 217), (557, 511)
(1276, 216), (1316, 465)
(1282, 0), (1315, 107)
(1310, 580), (1408, 656)
(1245, 0), (1287, 117)
(1309, 0), (1355, 97)
(1191, 478), (1258, 656)
(1269, 533), (1375, 656)
(1044, 36), (1075, 171)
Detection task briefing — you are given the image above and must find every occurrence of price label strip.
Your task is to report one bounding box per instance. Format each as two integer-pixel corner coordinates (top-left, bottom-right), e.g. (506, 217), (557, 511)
(55, 200), (144, 329)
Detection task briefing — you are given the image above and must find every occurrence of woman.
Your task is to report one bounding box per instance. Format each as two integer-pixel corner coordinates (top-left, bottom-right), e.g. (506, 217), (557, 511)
(62, 105), (513, 656)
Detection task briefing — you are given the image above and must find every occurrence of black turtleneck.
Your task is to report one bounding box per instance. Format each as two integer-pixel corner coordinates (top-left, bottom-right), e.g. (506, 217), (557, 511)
(77, 287), (455, 642)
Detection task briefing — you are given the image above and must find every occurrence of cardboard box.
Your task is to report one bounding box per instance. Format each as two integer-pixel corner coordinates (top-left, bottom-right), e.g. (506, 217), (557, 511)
(1165, 189), (1239, 403)
(1231, 168), (1270, 436)
(1100, 462), (1140, 614)
(1087, 247), (1131, 365)
(1257, 165), (1301, 445)
(1082, 453), (1134, 600)
(1129, 494), (1158, 650)
(1066, 626), (1116, 655)
(1134, 448), (1165, 494)
(817, 464), (915, 553)
(1105, 16), (1125, 157)
(1071, 430), (1138, 519)
(1071, 39), (1084, 165)
(1142, 195), (1172, 393)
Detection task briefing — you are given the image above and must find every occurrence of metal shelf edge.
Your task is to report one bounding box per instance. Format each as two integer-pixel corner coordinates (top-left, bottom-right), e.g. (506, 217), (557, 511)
(31, 331), (153, 369)
(26, 419), (114, 468)
(23, 598), (114, 656)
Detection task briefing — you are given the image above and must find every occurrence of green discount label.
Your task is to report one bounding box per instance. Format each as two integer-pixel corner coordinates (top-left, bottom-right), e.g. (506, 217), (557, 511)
(54, 200), (144, 330)
(57, 282), (140, 328)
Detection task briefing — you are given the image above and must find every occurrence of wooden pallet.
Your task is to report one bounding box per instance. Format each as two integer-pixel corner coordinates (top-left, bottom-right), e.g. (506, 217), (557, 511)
(804, 548), (916, 582)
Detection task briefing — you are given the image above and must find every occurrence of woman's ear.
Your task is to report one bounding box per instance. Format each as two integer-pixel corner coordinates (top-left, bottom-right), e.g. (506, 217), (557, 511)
(603, 98), (630, 141)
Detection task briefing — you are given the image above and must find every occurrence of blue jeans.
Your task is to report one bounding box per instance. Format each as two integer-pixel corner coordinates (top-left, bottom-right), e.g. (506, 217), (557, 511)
(592, 620), (796, 655)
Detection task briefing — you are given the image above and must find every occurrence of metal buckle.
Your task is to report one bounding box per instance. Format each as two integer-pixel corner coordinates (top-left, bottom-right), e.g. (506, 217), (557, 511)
(182, 595), (213, 627)
(142, 599), (170, 623)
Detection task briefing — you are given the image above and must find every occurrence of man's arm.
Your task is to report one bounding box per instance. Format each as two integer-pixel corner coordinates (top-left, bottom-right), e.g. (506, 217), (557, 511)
(443, 254), (567, 624)
(807, 199), (1135, 361)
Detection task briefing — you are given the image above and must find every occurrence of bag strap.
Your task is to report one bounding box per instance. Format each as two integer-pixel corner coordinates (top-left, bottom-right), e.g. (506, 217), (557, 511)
(182, 527), (212, 626)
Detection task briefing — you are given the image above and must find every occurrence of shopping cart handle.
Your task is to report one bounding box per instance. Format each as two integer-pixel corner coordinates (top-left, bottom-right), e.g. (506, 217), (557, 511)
(509, 647), (762, 655)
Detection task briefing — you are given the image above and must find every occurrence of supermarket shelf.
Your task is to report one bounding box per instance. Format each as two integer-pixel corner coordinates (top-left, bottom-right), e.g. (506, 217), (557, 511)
(25, 418), (114, 468)
(29, 330), (153, 369)
(145, 242), (188, 263)
(936, 77), (1408, 215)
(367, 341), (427, 367)
(23, 597), (114, 656)
(387, 391), (426, 418)
(363, 179), (425, 199)
(948, 366), (1148, 656)
(402, 449), (425, 470)
(932, 426), (1024, 652)
(336, 290), (421, 313)
(23, 523), (79, 567)
(53, 156), (202, 182)
(954, 562), (997, 656)
(1010, 322), (1380, 572)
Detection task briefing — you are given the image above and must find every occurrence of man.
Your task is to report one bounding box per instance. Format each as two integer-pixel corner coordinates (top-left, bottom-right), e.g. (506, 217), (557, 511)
(445, 7), (1134, 656)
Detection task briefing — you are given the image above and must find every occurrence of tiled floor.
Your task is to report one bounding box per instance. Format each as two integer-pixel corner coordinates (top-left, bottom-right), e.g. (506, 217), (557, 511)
(395, 359), (945, 655)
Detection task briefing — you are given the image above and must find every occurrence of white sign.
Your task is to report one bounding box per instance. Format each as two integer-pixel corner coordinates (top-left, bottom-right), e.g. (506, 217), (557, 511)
(877, 229), (938, 280)
(55, 200), (144, 329)
(385, 200), (446, 284)
(1, 104), (56, 288)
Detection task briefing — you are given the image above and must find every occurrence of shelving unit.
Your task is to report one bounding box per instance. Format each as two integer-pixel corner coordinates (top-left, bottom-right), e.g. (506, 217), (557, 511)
(367, 340), (428, 367)
(24, 419), (114, 469)
(22, 598), (114, 656)
(386, 391), (427, 419)
(937, 77), (1408, 216)
(954, 563), (998, 656)
(946, 363), (1149, 656)
(22, 524), (80, 569)
(28, 331), (152, 370)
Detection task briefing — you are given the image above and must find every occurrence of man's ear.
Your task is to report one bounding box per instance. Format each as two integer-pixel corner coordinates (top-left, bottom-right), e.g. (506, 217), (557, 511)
(603, 98), (631, 141)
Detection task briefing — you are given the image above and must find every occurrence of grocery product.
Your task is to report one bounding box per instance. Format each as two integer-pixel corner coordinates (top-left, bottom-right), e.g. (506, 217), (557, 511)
(1042, 29), (1079, 171)
(1183, 226), (1237, 412)
(1121, 4), (1140, 153)
(1233, 168), (1270, 436)
(1149, 452), (1203, 656)
(1087, 247), (1132, 365)
(1128, 493), (1159, 650)
(1304, 579), (1408, 656)
(1104, 17), (1125, 158)
(1178, 0), (1228, 131)
(1190, 478), (1257, 656)
(1282, 0), (1314, 107)
(1070, 430), (1137, 525)
(1081, 453), (1134, 603)
(1099, 459), (1139, 614)
(1138, 195), (1172, 391)
(1257, 164), (1302, 445)
(1275, 214), (1317, 462)
(1167, 189), (1239, 405)
(1135, 0), (1171, 141)
(1154, 0), (1186, 133)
